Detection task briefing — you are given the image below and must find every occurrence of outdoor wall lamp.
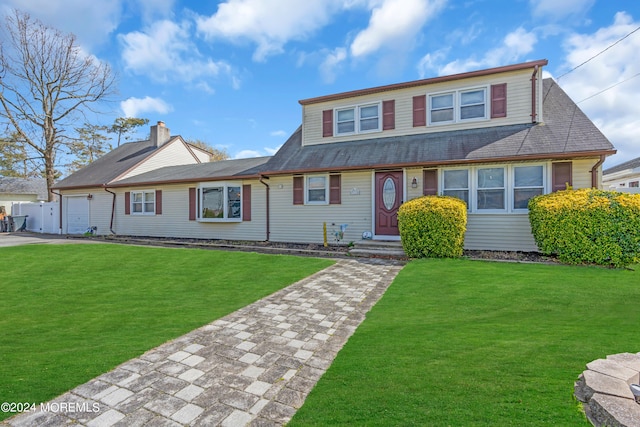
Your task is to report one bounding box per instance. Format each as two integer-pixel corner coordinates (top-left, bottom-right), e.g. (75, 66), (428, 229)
(87, 194), (93, 200)
(411, 177), (418, 188)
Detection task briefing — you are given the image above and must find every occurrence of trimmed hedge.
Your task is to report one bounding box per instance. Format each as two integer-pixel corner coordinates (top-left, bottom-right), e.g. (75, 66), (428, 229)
(398, 196), (467, 258)
(528, 188), (640, 267)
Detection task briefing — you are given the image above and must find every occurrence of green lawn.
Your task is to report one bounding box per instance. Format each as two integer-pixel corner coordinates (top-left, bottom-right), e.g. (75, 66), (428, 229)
(0, 244), (332, 420)
(289, 258), (640, 426)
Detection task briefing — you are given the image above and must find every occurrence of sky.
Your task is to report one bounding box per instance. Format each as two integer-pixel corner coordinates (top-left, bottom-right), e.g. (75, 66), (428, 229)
(1, 0), (639, 169)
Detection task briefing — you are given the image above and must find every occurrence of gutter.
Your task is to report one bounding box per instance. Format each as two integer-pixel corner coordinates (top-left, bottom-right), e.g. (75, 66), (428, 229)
(103, 186), (117, 234)
(259, 175), (270, 241)
(531, 65), (539, 123)
(50, 189), (63, 234)
(590, 155), (607, 189)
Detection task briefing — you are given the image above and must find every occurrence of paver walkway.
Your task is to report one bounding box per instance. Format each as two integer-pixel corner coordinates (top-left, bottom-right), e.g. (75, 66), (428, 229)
(3, 258), (403, 427)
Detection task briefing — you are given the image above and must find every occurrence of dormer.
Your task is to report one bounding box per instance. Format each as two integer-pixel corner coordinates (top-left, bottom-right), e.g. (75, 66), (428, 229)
(298, 59), (547, 147)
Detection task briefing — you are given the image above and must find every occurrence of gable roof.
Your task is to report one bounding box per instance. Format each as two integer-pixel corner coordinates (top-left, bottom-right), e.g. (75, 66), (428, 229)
(108, 156), (270, 187)
(265, 78), (615, 174)
(0, 177), (48, 199)
(603, 156), (640, 176)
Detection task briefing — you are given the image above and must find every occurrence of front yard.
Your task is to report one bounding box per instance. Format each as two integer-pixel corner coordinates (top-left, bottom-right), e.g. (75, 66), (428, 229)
(289, 258), (640, 426)
(0, 244), (332, 421)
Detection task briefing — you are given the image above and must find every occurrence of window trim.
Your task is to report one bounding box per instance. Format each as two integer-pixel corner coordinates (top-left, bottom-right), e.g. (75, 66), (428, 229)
(196, 181), (243, 222)
(305, 174), (329, 205)
(436, 163), (548, 213)
(131, 190), (156, 215)
(334, 102), (382, 136)
(427, 86), (489, 126)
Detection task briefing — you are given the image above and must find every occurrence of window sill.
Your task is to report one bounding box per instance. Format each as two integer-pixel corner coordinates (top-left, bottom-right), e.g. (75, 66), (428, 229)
(198, 218), (242, 223)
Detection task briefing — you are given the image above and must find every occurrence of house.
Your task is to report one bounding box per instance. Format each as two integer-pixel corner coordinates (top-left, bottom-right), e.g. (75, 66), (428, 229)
(0, 177), (48, 215)
(602, 156), (640, 192)
(53, 59), (616, 251)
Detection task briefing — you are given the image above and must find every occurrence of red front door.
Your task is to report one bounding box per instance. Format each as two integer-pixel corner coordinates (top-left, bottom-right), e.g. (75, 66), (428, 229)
(375, 171), (402, 236)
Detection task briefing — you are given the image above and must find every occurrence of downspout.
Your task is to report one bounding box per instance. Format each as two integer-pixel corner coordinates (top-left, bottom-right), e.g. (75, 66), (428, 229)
(531, 65), (539, 123)
(590, 155), (606, 189)
(103, 186), (117, 234)
(259, 176), (270, 242)
(50, 189), (63, 234)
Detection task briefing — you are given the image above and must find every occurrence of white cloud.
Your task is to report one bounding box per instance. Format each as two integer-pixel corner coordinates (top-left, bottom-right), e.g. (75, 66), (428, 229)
(320, 47), (348, 83)
(270, 130), (287, 137)
(350, 0), (447, 58)
(557, 12), (640, 166)
(119, 19), (236, 84)
(234, 149), (264, 159)
(0, 0), (121, 49)
(530, 0), (595, 21)
(121, 96), (172, 117)
(264, 145), (282, 155)
(196, 0), (341, 62)
(421, 27), (537, 76)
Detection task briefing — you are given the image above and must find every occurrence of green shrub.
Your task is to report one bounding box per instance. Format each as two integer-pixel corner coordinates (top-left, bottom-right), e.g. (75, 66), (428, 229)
(528, 188), (640, 267)
(398, 196), (467, 258)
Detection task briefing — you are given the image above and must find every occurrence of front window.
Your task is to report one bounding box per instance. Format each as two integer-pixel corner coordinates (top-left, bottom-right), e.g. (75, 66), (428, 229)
(430, 93), (454, 124)
(307, 175), (328, 204)
(513, 165), (544, 209)
(132, 190), (155, 215)
(630, 181), (639, 188)
(460, 89), (486, 120)
(199, 183), (242, 221)
(336, 108), (355, 134)
(477, 167), (505, 210)
(443, 169), (469, 206)
(335, 103), (380, 135)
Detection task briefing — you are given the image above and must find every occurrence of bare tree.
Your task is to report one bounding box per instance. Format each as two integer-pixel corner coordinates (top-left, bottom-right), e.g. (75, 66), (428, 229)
(186, 139), (230, 162)
(0, 10), (117, 200)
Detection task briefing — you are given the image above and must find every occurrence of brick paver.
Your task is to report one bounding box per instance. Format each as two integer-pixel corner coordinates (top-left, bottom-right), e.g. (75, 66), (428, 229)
(2, 259), (402, 426)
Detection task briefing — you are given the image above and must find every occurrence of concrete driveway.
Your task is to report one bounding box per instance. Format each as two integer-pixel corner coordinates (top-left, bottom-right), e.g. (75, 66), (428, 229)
(0, 232), (101, 247)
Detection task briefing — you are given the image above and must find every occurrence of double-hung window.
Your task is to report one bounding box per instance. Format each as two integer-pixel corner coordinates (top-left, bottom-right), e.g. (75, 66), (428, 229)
(513, 165), (544, 209)
(477, 167), (505, 210)
(198, 183), (242, 221)
(428, 87), (487, 125)
(335, 103), (380, 135)
(132, 190), (155, 215)
(306, 175), (328, 204)
(442, 169), (469, 206)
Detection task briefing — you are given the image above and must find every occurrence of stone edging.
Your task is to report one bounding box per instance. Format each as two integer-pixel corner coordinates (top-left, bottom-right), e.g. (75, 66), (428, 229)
(574, 352), (640, 426)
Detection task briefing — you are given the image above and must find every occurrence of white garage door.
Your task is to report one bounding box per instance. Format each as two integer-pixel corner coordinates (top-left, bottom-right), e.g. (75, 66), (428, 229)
(66, 196), (89, 234)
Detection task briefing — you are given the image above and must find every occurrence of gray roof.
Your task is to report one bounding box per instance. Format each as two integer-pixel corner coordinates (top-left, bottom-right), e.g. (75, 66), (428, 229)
(264, 78), (615, 174)
(53, 138), (161, 189)
(0, 177), (48, 199)
(110, 156), (270, 187)
(603, 156), (640, 175)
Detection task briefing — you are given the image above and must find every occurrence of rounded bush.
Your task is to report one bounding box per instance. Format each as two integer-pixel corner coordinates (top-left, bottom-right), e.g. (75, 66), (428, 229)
(528, 188), (640, 267)
(398, 196), (467, 258)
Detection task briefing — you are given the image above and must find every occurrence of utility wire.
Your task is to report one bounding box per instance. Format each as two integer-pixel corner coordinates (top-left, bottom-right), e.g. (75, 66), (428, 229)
(577, 71), (640, 103)
(557, 25), (640, 80)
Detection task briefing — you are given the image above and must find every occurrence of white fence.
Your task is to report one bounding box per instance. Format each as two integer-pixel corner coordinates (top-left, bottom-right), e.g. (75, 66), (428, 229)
(11, 201), (61, 234)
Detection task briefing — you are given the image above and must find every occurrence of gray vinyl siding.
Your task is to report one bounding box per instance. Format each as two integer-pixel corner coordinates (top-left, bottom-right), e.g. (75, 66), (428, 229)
(303, 68), (541, 147)
(119, 140), (199, 180)
(269, 171), (373, 244)
(464, 214), (537, 251)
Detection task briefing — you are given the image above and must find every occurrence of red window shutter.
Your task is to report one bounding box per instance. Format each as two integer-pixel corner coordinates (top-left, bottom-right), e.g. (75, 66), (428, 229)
(242, 184), (251, 221)
(329, 174), (341, 204)
(382, 100), (395, 130)
(293, 176), (304, 205)
(413, 95), (426, 127)
(155, 190), (162, 215)
(423, 170), (438, 195)
(552, 162), (572, 192)
(188, 188), (196, 220)
(491, 83), (507, 118)
(124, 192), (130, 215)
(322, 110), (333, 137)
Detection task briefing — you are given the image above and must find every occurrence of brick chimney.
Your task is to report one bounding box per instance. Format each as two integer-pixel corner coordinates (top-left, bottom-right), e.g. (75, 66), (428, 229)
(150, 121), (170, 147)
